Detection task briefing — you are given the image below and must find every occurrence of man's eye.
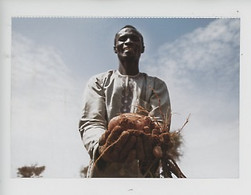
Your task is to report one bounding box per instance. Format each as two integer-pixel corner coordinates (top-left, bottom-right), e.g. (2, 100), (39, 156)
(118, 35), (140, 42)
(118, 37), (127, 41)
(130, 36), (140, 41)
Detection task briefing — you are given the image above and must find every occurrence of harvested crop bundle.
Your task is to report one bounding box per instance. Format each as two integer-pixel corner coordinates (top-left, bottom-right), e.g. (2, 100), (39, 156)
(95, 112), (188, 178)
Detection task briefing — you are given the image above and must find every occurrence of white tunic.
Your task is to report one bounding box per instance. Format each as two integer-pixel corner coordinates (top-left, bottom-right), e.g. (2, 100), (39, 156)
(79, 70), (171, 177)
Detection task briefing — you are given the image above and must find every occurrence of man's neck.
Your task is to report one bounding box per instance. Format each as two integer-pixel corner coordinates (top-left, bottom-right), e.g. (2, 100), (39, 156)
(118, 60), (139, 76)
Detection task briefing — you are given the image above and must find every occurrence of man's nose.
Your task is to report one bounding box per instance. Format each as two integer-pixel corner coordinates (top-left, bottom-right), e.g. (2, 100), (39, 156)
(125, 37), (133, 44)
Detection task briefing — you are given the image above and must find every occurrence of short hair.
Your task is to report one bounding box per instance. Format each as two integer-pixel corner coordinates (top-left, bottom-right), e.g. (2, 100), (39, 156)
(114, 25), (145, 49)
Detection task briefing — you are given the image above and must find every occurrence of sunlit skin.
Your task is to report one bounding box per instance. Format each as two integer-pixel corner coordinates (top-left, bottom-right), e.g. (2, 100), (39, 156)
(114, 27), (145, 76)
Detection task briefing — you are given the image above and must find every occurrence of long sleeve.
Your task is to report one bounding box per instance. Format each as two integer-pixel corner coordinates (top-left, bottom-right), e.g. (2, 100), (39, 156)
(79, 75), (108, 159)
(148, 77), (171, 130)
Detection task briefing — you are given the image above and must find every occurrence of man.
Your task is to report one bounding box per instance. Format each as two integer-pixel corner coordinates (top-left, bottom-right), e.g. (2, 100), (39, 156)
(79, 25), (171, 177)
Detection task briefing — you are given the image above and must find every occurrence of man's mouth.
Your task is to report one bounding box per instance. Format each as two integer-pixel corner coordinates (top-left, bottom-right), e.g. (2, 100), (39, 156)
(123, 47), (134, 52)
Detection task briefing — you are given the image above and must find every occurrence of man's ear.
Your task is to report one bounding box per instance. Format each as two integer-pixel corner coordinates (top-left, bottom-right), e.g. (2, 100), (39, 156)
(141, 46), (145, 53)
(114, 46), (117, 53)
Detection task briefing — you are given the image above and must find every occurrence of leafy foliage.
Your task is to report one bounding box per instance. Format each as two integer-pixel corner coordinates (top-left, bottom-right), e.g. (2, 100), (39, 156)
(17, 164), (46, 178)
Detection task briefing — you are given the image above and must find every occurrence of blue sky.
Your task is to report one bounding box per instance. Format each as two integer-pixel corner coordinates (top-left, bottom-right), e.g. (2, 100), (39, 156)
(12, 18), (215, 78)
(11, 18), (239, 178)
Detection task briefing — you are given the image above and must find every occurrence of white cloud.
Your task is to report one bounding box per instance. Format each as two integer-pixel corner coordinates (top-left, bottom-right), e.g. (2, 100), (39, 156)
(143, 19), (239, 178)
(154, 19), (239, 92)
(11, 32), (89, 177)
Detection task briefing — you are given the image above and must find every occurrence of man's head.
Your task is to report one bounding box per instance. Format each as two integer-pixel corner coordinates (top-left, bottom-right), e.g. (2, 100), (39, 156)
(114, 25), (145, 60)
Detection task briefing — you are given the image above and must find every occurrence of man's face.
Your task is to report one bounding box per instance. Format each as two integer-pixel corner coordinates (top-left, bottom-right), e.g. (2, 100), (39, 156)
(114, 27), (144, 60)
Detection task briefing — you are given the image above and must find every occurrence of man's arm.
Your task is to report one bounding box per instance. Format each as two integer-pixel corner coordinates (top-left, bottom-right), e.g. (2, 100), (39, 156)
(149, 77), (171, 131)
(79, 75), (108, 159)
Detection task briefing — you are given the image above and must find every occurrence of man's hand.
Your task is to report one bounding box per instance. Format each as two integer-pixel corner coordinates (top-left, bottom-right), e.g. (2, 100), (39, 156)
(98, 128), (162, 163)
(98, 129), (137, 162)
(97, 113), (166, 163)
